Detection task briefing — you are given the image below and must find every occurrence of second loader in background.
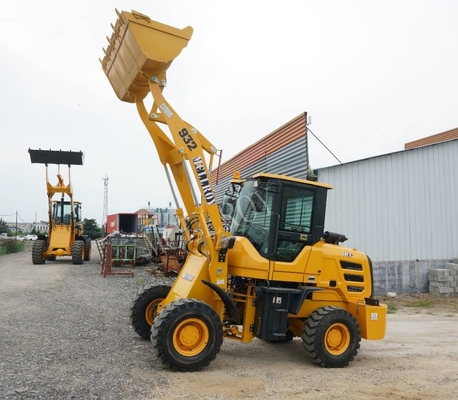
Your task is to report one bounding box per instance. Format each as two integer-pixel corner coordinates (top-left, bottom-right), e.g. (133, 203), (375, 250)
(29, 149), (91, 265)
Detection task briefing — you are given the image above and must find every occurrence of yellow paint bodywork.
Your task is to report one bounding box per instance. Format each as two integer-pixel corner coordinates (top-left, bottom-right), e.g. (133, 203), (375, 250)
(48, 225), (73, 256)
(101, 9), (387, 345)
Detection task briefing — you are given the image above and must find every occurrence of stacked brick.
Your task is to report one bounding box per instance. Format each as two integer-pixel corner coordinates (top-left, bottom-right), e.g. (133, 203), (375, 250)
(428, 260), (458, 298)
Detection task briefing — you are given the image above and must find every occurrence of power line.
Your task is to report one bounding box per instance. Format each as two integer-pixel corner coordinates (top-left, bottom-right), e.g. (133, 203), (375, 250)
(307, 127), (342, 165)
(17, 213), (26, 223)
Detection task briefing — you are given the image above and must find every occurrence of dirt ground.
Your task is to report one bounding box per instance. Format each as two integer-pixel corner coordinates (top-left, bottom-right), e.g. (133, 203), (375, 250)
(1, 243), (458, 399)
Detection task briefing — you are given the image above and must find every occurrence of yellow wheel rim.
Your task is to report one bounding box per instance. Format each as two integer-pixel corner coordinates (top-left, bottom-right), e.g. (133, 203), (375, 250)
(145, 299), (163, 326)
(324, 323), (350, 355)
(173, 318), (209, 357)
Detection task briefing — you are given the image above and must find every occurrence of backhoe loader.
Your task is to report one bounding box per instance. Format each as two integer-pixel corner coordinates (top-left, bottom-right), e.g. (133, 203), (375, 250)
(101, 9), (387, 372)
(29, 149), (91, 265)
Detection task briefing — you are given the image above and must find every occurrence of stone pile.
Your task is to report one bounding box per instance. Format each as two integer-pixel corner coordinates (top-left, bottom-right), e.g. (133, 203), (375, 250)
(428, 259), (458, 298)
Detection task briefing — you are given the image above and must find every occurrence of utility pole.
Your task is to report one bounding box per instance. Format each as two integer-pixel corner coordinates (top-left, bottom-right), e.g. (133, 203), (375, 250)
(102, 175), (109, 233)
(15, 211), (18, 238)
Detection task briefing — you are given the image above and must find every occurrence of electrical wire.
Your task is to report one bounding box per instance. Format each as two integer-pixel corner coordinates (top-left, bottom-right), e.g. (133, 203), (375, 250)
(307, 127), (342, 165)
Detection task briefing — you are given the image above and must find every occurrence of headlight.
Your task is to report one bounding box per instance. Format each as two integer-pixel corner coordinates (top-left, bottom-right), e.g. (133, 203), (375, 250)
(220, 235), (235, 249)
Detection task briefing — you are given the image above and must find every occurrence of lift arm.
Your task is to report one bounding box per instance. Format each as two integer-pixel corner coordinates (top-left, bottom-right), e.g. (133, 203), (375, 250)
(101, 10), (229, 281)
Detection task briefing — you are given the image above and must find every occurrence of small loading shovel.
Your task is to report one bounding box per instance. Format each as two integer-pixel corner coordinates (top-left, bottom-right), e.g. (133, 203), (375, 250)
(100, 10), (387, 373)
(29, 149), (91, 265)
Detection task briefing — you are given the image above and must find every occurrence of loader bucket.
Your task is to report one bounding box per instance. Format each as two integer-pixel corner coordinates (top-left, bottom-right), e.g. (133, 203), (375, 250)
(29, 149), (84, 166)
(100, 9), (193, 103)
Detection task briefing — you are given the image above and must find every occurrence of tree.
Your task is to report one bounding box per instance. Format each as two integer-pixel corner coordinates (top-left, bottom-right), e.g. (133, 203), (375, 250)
(83, 218), (104, 240)
(0, 218), (9, 235)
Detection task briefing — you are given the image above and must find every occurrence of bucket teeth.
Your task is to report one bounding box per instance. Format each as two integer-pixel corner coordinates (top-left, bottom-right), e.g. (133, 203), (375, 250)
(101, 9), (193, 103)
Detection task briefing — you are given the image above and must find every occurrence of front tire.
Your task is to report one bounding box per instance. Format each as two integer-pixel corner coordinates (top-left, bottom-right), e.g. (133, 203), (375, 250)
(130, 285), (171, 340)
(151, 298), (223, 372)
(32, 240), (47, 265)
(71, 240), (84, 265)
(302, 306), (361, 368)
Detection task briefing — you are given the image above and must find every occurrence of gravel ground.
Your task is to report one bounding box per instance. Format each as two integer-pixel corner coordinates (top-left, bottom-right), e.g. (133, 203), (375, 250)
(1, 243), (458, 400)
(0, 243), (174, 400)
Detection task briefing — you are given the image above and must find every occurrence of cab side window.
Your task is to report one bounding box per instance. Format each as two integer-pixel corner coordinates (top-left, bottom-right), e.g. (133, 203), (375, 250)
(281, 187), (314, 233)
(276, 186), (314, 262)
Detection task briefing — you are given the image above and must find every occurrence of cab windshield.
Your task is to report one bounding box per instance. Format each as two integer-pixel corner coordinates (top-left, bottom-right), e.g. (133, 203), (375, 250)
(52, 201), (81, 225)
(230, 180), (273, 256)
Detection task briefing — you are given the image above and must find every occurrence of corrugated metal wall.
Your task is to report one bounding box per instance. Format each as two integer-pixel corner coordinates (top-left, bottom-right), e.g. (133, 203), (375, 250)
(211, 113), (308, 203)
(316, 139), (458, 262)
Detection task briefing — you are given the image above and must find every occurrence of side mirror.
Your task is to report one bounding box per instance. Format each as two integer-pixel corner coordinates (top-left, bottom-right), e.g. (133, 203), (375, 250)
(221, 192), (237, 216)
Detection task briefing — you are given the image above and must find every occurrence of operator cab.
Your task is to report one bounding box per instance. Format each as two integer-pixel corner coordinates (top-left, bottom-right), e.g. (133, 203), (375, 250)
(228, 173), (332, 262)
(52, 199), (82, 225)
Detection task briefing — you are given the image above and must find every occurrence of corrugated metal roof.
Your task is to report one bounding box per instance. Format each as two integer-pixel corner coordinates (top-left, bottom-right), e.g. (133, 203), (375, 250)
(212, 113), (307, 181)
(404, 127), (458, 149)
(212, 136), (309, 203)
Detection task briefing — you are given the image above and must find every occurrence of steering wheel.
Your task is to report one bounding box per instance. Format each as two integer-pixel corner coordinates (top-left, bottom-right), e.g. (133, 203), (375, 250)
(249, 224), (268, 242)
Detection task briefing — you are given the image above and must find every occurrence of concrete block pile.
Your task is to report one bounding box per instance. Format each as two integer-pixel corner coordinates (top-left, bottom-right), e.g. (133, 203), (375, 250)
(428, 260), (458, 298)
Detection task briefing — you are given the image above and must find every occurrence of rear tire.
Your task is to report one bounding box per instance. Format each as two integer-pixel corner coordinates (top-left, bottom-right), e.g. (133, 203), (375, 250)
(151, 298), (223, 372)
(302, 306), (360, 368)
(71, 240), (84, 265)
(84, 240), (91, 261)
(130, 285), (171, 340)
(32, 240), (47, 265)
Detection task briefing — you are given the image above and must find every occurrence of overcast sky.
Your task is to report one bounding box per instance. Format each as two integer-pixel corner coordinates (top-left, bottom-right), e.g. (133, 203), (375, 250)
(1, 0), (457, 225)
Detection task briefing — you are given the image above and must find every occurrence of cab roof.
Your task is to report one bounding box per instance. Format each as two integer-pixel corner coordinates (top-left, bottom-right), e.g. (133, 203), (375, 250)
(253, 172), (333, 190)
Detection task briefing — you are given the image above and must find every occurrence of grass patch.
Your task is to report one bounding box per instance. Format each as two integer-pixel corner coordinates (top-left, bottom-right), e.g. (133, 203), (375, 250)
(403, 300), (433, 308)
(387, 303), (398, 314)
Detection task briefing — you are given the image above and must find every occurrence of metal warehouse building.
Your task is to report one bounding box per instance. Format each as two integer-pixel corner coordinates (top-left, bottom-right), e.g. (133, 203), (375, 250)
(316, 132), (458, 294)
(212, 115), (458, 295)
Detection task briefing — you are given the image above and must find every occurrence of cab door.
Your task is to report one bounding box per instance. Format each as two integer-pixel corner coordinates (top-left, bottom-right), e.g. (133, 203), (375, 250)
(271, 184), (326, 282)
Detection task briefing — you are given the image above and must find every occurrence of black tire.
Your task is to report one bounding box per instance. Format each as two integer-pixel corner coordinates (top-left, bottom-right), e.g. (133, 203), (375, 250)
(84, 240), (91, 261)
(130, 285), (171, 340)
(46, 255), (57, 261)
(302, 306), (361, 368)
(151, 298), (223, 372)
(32, 240), (47, 265)
(71, 240), (84, 265)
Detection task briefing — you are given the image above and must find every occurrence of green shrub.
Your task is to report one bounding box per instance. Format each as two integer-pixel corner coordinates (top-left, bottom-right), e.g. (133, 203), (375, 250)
(0, 239), (26, 255)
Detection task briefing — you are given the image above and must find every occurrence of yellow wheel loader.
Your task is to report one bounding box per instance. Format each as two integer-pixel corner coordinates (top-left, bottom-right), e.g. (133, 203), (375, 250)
(29, 149), (91, 265)
(101, 9), (387, 372)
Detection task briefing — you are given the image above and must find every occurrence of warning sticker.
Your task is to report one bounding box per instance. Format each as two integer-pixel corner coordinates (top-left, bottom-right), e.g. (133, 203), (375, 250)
(159, 103), (173, 118)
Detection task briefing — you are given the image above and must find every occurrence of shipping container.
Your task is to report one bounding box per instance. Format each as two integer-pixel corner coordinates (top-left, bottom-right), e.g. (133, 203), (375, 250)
(106, 213), (138, 234)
